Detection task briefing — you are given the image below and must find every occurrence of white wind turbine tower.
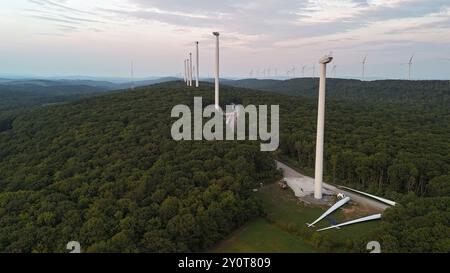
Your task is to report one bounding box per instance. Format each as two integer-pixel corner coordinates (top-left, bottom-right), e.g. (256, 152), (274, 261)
(314, 53), (333, 200)
(130, 60), (135, 90)
(195, 41), (200, 87)
(361, 54), (367, 80)
(225, 103), (240, 129)
(189, 52), (193, 86)
(193, 65), (196, 84)
(183, 59), (187, 83)
(213, 32), (220, 110)
(402, 53), (415, 80)
(302, 65), (306, 77)
(186, 58), (190, 86)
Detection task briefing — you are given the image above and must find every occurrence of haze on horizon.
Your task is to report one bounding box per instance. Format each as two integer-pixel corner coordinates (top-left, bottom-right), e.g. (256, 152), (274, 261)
(1, 0), (450, 80)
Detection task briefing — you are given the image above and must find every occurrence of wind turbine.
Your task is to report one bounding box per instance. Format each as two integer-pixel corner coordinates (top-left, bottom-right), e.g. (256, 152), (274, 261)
(312, 64), (316, 78)
(402, 53), (415, 80)
(314, 53), (333, 200)
(195, 41), (199, 87)
(193, 65), (196, 84)
(362, 54), (367, 80)
(189, 52), (193, 86)
(225, 103), (240, 129)
(130, 60), (135, 90)
(213, 32), (220, 110)
(183, 59), (187, 83)
(302, 65), (306, 77)
(186, 58), (191, 86)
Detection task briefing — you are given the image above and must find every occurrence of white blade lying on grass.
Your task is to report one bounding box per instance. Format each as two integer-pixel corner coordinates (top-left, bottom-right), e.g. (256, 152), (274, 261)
(307, 197), (350, 227)
(338, 186), (396, 206)
(317, 213), (382, 232)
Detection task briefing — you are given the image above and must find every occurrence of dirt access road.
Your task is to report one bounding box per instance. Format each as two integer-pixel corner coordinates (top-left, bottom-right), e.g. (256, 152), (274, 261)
(276, 160), (390, 211)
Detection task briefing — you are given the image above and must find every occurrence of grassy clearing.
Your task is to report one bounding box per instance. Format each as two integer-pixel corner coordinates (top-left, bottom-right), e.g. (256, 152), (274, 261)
(211, 182), (379, 253)
(257, 184), (379, 244)
(211, 218), (316, 253)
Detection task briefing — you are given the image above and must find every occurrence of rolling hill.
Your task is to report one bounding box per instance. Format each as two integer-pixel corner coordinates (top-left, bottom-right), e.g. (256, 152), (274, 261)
(223, 78), (450, 105)
(0, 80), (448, 252)
(0, 81), (279, 252)
(0, 77), (181, 114)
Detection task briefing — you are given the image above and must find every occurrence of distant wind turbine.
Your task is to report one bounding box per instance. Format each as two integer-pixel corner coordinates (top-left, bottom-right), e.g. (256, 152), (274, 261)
(312, 64), (316, 78)
(213, 32), (220, 110)
(189, 52), (193, 86)
(195, 41), (199, 88)
(183, 59), (187, 83)
(186, 58), (190, 86)
(130, 60), (135, 90)
(401, 53), (415, 80)
(302, 65), (306, 77)
(362, 54), (367, 80)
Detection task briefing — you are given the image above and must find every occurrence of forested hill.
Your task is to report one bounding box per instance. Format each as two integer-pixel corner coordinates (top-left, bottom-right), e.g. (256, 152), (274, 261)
(0, 80), (448, 252)
(0, 77), (180, 114)
(224, 78), (450, 104)
(0, 81), (280, 252)
(0, 83), (109, 113)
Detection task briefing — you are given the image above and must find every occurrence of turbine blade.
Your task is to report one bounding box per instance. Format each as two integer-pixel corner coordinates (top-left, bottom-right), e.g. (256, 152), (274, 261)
(409, 53), (415, 63)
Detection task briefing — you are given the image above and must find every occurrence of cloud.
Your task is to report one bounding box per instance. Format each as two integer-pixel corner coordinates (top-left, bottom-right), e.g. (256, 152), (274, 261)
(22, 0), (450, 49)
(11, 0), (450, 78)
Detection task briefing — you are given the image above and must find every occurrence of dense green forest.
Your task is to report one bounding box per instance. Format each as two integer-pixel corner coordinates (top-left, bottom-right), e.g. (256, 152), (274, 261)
(0, 82), (279, 252)
(0, 82), (109, 113)
(0, 79), (448, 252)
(0, 80), (115, 135)
(225, 78), (450, 104)
(223, 78), (450, 252)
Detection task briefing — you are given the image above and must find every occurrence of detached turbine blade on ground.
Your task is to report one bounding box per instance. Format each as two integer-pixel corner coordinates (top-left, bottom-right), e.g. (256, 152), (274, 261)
(307, 196), (350, 227)
(317, 214), (382, 232)
(337, 186), (396, 206)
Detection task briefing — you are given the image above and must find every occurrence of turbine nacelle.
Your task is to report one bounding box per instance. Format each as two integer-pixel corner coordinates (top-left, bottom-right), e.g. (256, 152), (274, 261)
(319, 55), (333, 64)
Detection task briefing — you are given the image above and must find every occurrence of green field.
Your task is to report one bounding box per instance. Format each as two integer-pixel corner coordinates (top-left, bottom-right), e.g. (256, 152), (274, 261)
(211, 183), (380, 253)
(211, 218), (316, 253)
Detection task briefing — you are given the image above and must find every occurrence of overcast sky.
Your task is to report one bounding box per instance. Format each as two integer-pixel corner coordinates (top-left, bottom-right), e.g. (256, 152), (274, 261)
(1, 0), (450, 79)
